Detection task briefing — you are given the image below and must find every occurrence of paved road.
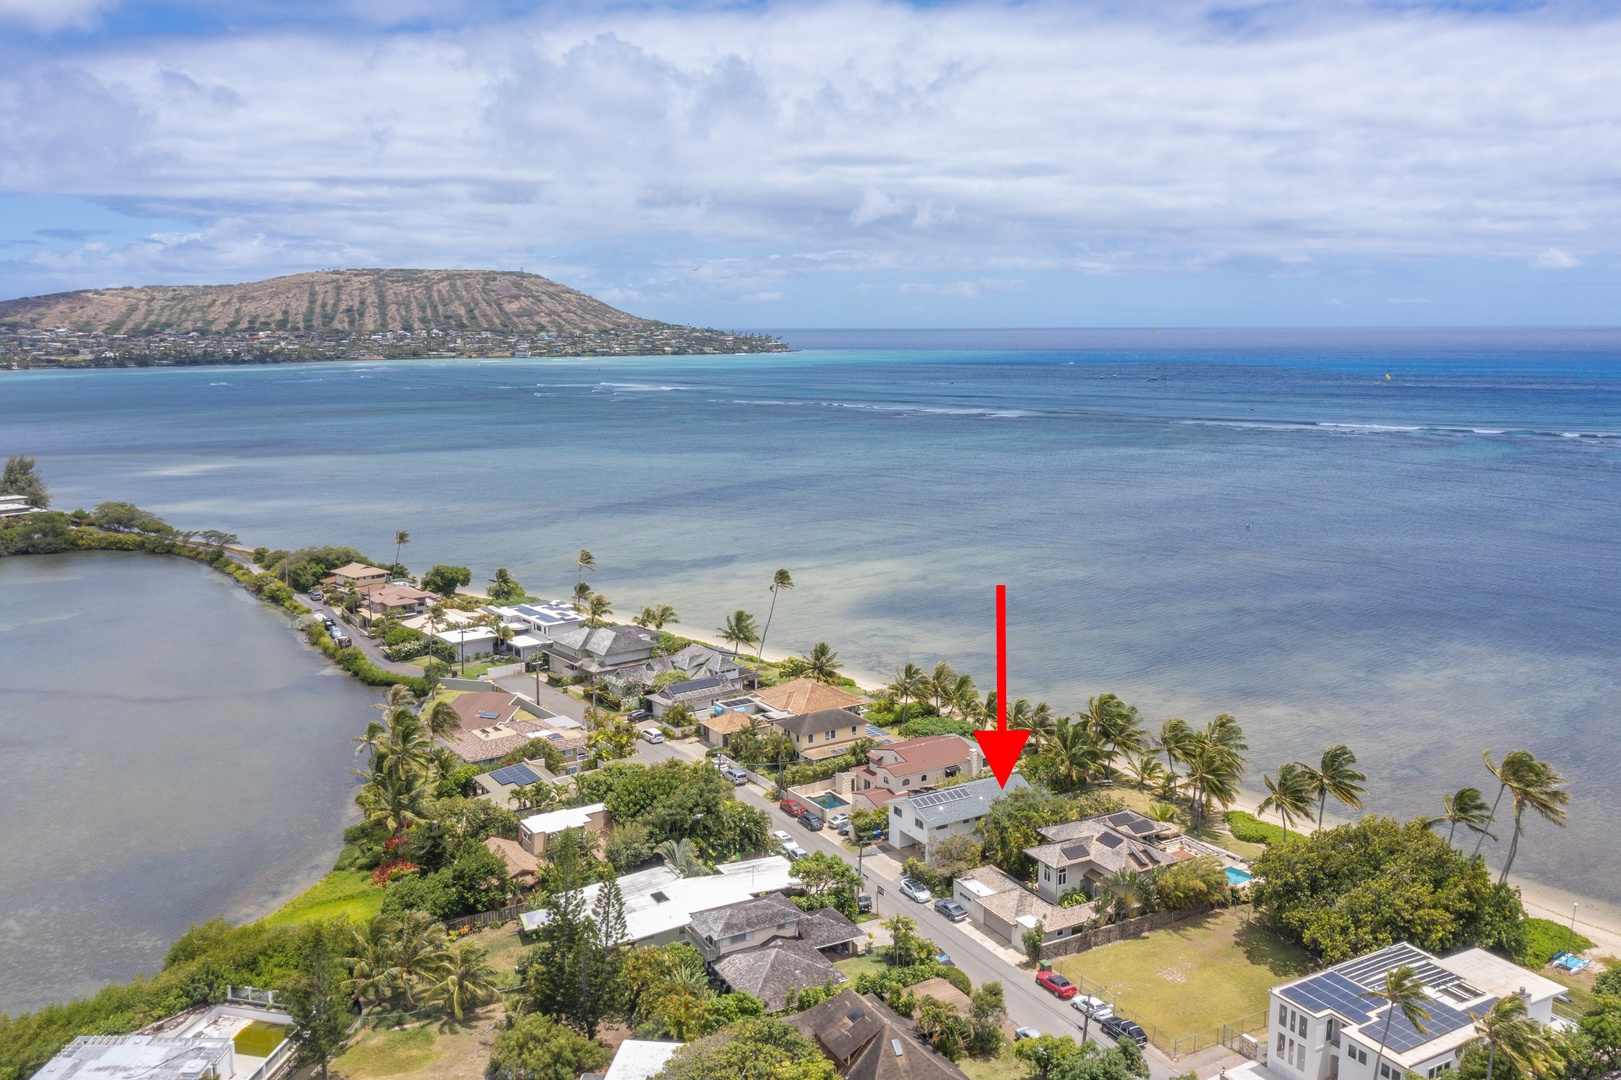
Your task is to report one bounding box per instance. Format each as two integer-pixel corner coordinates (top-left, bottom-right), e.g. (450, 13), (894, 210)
(492, 673), (588, 722)
(626, 738), (1174, 1075)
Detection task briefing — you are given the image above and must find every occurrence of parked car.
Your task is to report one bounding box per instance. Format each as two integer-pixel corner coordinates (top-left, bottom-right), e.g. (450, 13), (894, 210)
(1100, 1016), (1147, 1048)
(782, 839), (808, 860)
(771, 829), (793, 847)
(1072, 995), (1113, 1020)
(934, 898), (969, 922)
(857, 894), (873, 914)
(1014, 1028), (1042, 1041)
(828, 812), (850, 830)
(934, 950), (955, 968)
(779, 797), (806, 816)
(722, 767), (750, 785)
(626, 709), (652, 723)
(800, 811), (825, 830)
(308, 588), (324, 601)
(639, 728), (664, 744)
(898, 879), (933, 903)
(837, 819), (852, 835)
(1036, 971), (1079, 999)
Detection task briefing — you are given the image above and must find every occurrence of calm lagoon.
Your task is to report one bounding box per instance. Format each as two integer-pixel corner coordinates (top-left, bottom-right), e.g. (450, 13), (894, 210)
(0, 552), (378, 1015)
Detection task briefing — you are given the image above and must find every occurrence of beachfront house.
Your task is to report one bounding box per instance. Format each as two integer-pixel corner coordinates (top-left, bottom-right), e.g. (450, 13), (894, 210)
(329, 562), (389, 588)
(847, 735), (982, 810)
(1263, 943), (1563, 1080)
(1024, 808), (1180, 904)
(887, 774), (1028, 859)
(0, 495), (40, 519)
(543, 624), (661, 679)
(752, 677), (869, 717)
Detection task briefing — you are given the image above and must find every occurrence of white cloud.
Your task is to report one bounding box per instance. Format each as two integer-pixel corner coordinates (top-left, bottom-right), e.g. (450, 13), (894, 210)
(4, 2), (1621, 296)
(897, 278), (1024, 298)
(0, 0), (113, 30)
(1532, 248), (1580, 269)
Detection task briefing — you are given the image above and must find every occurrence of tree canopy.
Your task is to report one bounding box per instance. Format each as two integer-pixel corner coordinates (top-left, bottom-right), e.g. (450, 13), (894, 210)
(1, 454), (50, 508)
(654, 1018), (835, 1080)
(1250, 815), (1524, 963)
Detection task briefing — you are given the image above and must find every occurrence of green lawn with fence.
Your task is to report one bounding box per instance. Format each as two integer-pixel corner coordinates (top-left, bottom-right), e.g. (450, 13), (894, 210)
(1052, 908), (1312, 1056)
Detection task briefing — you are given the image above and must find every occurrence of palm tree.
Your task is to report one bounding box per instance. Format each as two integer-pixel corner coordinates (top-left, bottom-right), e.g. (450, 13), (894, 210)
(1438, 786), (1496, 849)
(1497, 756), (1569, 884)
(1257, 762), (1314, 837)
(358, 768), (433, 846)
(386, 910), (451, 1007)
(423, 700), (460, 740)
(1299, 744), (1367, 829)
(717, 610), (760, 655)
(929, 662), (957, 712)
(757, 569), (794, 661)
(1125, 753), (1168, 792)
(655, 838), (707, 877)
(375, 684), (419, 713)
(888, 662), (929, 726)
(634, 604), (679, 630)
(393, 530), (410, 575)
(1156, 718), (1195, 795)
(575, 548), (596, 591)
(1475, 749), (1537, 858)
(345, 916), (399, 1016)
(1099, 867), (1155, 921)
(1184, 714), (1247, 832)
(802, 642), (841, 684)
(1084, 693), (1146, 779)
(583, 592), (613, 628)
(1042, 718), (1104, 791)
(945, 673), (978, 717)
(1465, 994), (1560, 1080)
(1361, 965), (1431, 1080)
(426, 943), (498, 1021)
(572, 580), (593, 604)
(488, 568), (520, 601)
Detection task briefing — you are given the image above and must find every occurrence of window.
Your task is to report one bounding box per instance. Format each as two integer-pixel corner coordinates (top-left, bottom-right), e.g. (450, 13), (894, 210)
(1381, 1065), (1395, 1079)
(1277, 1034), (1287, 1054)
(1058, 868), (1068, 886)
(893, 805), (902, 816)
(851, 726), (858, 735)
(1279, 1005), (1288, 1025)
(903, 778), (911, 786)
(806, 732), (815, 743)
(1043, 867), (1052, 881)
(826, 730), (835, 740)
(915, 818), (924, 828)
(921, 774), (928, 782)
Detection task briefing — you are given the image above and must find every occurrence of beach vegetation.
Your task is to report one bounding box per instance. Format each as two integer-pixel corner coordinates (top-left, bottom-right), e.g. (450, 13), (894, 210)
(1298, 744), (1367, 830)
(1515, 917), (1592, 969)
(261, 870), (383, 926)
(1434, 786), (1497, 850)
(422, 564), (472, 595)
(716, 609), (760, 654)
(1250, 815), (1524, 963)
(634, 603), (679, 629)
(581, 591), (613, 627)
(757, 568), (793, 660)
(487, 567), (523, 601)
(1, 453), (50, 507)
(1257, 761), (1315, 837)
(1224, 810), (1286, 845)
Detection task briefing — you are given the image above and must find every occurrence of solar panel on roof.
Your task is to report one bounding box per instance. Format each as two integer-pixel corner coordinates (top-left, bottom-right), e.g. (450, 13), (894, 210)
(1334, 944), (1461, 992)
(488, 764), (540, 787)
(1280, 971), (1378, 1024)
(1368, 996), (1482, 1054)
(477, 711), (502, 720)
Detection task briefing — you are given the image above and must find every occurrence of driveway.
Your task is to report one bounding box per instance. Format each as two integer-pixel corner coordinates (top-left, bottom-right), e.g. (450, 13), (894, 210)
(492, 673), (588, 723)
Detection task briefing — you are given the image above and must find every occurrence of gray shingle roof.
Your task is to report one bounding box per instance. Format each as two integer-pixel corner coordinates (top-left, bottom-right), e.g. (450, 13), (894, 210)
(550, 624), (659, 656)
(713, 940), (844, 1012)
(687, 891), (802, 940)
(797, 907), (863, 950)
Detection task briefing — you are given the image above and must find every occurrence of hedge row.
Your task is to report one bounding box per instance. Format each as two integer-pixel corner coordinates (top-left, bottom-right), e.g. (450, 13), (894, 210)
(1224, 810), (1287, 845)
(303, 623), (431, 695)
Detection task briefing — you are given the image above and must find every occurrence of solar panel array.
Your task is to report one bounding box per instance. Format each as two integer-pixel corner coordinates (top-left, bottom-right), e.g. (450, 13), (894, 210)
(910, 785), (979, 809)
(489, 763), (540, 787)
(1279, 971), (1378, 1024)
(1336, 943), (1462, 992)
(1370, 995), (1484, 1054)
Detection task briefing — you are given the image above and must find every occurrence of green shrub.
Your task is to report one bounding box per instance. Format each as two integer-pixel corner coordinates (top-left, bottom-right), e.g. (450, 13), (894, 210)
(1225, 810), (1286, 845)
(1515, 917), (1592, 969)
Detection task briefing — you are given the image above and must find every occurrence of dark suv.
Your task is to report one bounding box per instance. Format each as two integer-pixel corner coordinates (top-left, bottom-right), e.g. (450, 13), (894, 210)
(1100, 1016), (1147, 1048)
(800, 810), (825, 830)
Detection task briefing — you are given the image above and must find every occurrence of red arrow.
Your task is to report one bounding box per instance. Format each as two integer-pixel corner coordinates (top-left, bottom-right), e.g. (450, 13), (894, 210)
(974, 584), (1029, 787)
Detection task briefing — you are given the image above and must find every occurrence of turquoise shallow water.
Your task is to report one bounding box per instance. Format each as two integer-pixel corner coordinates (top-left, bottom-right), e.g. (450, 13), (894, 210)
(1, 327), (1618, 957)
(0, 552), (378, 1015)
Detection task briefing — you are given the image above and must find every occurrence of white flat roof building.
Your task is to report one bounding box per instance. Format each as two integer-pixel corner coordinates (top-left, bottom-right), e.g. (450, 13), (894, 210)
(520, 858), (798, 945)
(603, 1040), (684, 1080)
(519, 802), (606, 836)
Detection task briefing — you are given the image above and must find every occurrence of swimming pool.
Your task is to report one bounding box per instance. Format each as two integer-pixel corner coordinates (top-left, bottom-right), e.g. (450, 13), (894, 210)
(1226, 866), (1254, 886)
(812, 792), (850, 810)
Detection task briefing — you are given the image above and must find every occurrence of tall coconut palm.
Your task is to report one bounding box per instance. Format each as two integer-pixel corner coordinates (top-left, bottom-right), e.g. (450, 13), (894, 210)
(927, 663), (957, 712)
(572, 580), (593, 605)
(375, 684), (420, 713)
(717, 610), (759, 655)
(1184, 714), (1247, 832)
(656, 838), (707, 877)
(1085, 693), (1147, 779)
(1465, 993), (1560, 1080)
(945, 673), (979, 717)
(1043, 718), (1104, 791)
(345, 916), (399, 1015)
(358, 769), (433, 847)
(583, 592), (614, 628)
(1156, 718), (1196, 795)
(575, 548), (596, 591)
(392, 530), (410, 575)
(757, 569), (794, 661)
(634, 604), (679, 630)
(426, 943), (498, 1021)
(386, 910), (451, 1007)
(1438, 787), (1496, 849)
(1474, 750), (1539, 858)
(888, 662), (930, 726)
(488, 568), (520, 601)
(803, 642), (841, 684)
(423, 700), (460, 740)
(1299, 744), (1367, 829)
(1258, 762), (1315, 837)
(1361, 965), (1431, 1080)
(1497, 756), (1569, 884)
(1125, 753), (1169, 792)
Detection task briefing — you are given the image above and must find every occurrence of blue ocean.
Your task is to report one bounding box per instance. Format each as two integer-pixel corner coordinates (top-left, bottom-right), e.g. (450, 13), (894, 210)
(2, 327), (1618, 936)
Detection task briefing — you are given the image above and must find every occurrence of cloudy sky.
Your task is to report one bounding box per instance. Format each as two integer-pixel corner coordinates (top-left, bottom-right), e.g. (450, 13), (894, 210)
(2, 0), (1619, 326)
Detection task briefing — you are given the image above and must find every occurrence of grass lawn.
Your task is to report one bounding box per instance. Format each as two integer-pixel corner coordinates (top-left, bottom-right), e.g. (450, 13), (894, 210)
(261, 870), (383, 927)
(837, 952), (889, 983)
(333, 1027), (439, 1079)
(1052, 908), (1312, 1040)
(958, 1044), (1032, 1080)
(233, 1021), (289, 1058)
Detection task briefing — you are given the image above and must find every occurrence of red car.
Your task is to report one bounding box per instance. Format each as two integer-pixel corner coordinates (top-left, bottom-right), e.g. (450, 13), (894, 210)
(779, 797), (806, 816)
(1036, 971), (1079, 999)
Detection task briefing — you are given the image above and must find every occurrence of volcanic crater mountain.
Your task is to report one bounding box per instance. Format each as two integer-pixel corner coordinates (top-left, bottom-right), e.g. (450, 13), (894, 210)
(0, 269), (646, 335)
